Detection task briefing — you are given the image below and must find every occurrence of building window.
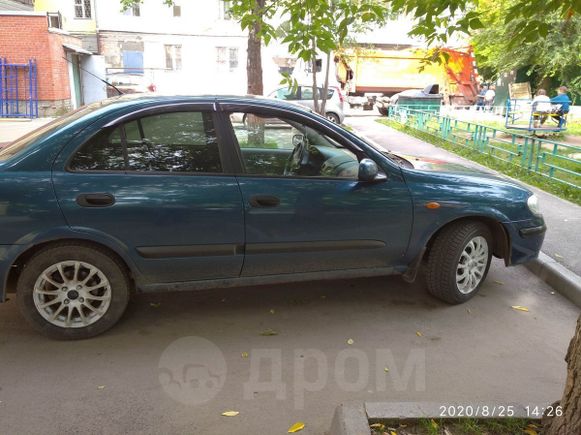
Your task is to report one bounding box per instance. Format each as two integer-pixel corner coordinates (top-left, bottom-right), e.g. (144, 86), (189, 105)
(124, 4), (140, 16)
(47, 12), (62, 29)
(74, 0), (92, 18)
(218, 0), (232, 20)
(216, 47), (238, 72)
(173, 4), (181, 17)
(165, 45), (182, 71)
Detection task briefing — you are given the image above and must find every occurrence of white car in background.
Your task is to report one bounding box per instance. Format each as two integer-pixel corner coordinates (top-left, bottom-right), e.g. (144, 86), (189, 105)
(267, 85), (346, 124)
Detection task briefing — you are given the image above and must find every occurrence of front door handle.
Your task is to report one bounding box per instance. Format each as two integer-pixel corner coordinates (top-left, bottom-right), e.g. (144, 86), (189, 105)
(249, 195), (280, 208)
(76, 193), (116, 207)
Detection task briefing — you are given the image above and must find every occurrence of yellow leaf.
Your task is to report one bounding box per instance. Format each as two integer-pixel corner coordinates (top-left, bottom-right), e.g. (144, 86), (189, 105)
(288, 422), (305, 433)
(221, 411), (239, 417)
(260, 328), (278, 336)
(524, 429), (537, 435)
(97, 385), (105, 390)
(347, 338), (354, 345)
(391, 431), (397, 435)
(384, 367), (389, 372)
(511, 305), (529, 312)
(416, 331), (423, 337)
(431, 419), (438, 429)
(149, 303), (161, 308)
(269, 309), (275, 314)
(370, 423), (384, 429)
(493, 280), (504, 285)
(241, 352), (249, 358)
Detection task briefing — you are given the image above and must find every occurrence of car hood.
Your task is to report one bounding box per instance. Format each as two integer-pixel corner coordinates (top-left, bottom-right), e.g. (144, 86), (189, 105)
(396, 153), (526, 186)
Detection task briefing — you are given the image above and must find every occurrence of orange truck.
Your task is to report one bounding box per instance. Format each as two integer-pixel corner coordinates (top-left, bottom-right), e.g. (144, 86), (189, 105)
(334, 45), (480, 110)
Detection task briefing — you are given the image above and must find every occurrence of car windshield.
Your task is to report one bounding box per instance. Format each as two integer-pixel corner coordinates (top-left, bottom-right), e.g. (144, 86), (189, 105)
(0, 98), (120, 161)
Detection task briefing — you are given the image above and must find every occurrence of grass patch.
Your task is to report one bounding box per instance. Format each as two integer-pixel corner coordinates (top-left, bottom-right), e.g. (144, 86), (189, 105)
(376, 118), (581, 205)
(370, 418), (540, 435)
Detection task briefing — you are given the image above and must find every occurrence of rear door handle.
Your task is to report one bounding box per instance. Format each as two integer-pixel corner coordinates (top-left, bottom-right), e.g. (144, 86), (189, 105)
(249, 195), (280, 208)
(76, 193), (116, 207)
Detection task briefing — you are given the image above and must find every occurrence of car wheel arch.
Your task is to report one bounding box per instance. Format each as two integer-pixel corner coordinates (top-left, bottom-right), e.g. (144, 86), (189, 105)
(6, 238), (137, 296)
(423, 216), (510, 266)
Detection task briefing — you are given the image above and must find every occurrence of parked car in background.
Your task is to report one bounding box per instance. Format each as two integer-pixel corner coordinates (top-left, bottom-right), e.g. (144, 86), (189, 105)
(376, 83), (443, 116)
(0, 95), (545, 339)
(267, 85), (345, 123)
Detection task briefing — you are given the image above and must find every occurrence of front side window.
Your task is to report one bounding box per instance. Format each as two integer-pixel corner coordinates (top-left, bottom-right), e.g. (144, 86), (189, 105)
(229, 112), (359, 178)
(70, 111), (222, 174)
(300, 86), (334, 100)
(74, 0), (91, 18)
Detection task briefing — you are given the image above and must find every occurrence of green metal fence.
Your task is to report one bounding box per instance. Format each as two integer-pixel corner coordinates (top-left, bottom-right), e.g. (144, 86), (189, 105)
(388, 106), (581, 189)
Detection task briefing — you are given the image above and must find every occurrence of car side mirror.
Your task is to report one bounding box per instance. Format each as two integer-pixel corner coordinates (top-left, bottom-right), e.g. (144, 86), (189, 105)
(358, 158), (380, 182)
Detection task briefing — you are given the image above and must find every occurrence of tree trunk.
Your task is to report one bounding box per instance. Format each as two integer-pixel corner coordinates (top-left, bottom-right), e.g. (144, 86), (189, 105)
(545, 314), (581, 434)
(246, 0), (264, 96)
(320, 51), (331, 116)
(311, 37), (320, 114)
(246, 0), (264, 145)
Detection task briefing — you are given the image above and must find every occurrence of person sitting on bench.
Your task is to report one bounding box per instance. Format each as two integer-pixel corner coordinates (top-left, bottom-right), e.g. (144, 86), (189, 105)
(550, 86), (571, 128)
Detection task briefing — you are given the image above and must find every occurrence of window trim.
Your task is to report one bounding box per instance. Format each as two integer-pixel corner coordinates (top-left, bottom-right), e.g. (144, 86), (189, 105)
(222, 106), (371, 180)
(66, 108), (233, 176)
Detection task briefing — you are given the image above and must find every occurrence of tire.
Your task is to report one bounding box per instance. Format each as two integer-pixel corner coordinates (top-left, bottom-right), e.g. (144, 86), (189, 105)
(16, 242), (130, 340)
(326, 112), (340, 124)
(425, 221), (493, 304)
(377, 107), (388, 116)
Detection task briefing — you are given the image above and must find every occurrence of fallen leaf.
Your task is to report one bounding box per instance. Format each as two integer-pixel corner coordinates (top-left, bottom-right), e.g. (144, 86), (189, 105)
(416, 331), (423, 337)
(269, 309), (275, 314)
(149, 303), (161, 308)
(370, 423), (384, 429)
(511, 305), (529, 312)
(347, 338), (354, 345)
(431, 419), (438, 429)
(241, 352), (249, 358)
(493, 280), (504, 285)
(221, 411), (239, 417)
(524, 429), (537, 435)
(97, 385), (105, 390)
(551, 291), (555, 295)
(554, 253), (564, 259)
(384, 367), (389, 372)
(288, 422), (305, 433)
(390, 431), (397, 435)
(260, 328), (278, 336)
(466, 308), (472, 314)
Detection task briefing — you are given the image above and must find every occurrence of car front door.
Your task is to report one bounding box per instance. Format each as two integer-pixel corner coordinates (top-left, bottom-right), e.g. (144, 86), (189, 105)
(52, 106), (245, 285)
(224, 106), (413, 277)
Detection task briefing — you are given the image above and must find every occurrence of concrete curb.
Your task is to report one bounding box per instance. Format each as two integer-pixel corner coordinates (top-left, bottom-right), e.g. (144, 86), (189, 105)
(329, 402), (370, 435)
(330, 402), (546, 435)
(526, 252), (581, 308)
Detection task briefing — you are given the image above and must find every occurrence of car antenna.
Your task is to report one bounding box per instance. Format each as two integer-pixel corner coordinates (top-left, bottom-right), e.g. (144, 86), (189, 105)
(61, 56), (124, 96)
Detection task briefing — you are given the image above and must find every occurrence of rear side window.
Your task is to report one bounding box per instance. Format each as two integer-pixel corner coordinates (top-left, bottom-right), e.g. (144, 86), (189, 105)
(69, 111), (222, 173)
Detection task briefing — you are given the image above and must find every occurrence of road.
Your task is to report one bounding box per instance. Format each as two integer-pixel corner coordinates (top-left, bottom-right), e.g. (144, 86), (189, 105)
(0, 112), (579, 435)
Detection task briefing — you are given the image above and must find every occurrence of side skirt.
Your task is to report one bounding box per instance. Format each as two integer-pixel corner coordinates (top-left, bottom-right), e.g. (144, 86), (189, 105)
(137, 266), (403, 293)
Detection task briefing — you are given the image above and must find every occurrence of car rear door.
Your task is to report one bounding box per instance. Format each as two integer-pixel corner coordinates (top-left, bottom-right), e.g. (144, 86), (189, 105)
(223, 104), (413, 277)
(52, 104), (245, 285)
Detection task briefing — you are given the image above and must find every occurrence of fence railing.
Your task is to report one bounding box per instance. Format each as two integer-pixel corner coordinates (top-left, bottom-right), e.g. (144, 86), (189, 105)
(387, 106), (581, 189)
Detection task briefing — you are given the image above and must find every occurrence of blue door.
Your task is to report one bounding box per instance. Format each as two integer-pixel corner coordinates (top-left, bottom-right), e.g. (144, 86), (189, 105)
(225, 110), (413, 276)
(52, 109), (244, 285)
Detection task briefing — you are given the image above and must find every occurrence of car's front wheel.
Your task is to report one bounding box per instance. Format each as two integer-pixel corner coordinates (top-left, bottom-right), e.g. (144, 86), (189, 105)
(17, 243), (130, 340)
(426, 221), (493, 304)
(326, 112), (340, 123)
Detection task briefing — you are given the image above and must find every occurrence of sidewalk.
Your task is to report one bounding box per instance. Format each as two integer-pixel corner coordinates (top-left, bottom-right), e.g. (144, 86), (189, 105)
(346, 114), (581, 277)
(0, 117), (54, 146)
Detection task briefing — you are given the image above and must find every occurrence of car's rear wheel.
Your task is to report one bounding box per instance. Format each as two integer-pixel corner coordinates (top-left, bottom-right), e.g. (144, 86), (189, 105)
(326, 112), (340, 124)
(426, 221), (492, 304)
(17, 243), (130, 340)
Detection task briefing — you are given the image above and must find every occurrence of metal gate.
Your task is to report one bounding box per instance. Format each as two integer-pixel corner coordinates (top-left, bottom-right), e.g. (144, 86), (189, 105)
(0, 58), (38, 118)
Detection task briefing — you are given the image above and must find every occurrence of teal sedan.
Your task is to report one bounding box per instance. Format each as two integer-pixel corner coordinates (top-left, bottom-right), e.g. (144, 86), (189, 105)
(0, 95), (545, 339)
